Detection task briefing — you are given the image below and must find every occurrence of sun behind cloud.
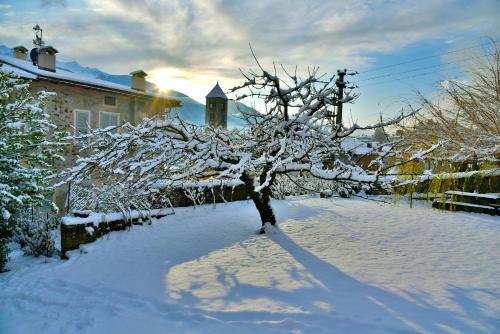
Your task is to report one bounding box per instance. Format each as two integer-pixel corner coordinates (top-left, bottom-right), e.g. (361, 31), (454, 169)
(148, 67), (240, 104)
(148, 68), (183, 92)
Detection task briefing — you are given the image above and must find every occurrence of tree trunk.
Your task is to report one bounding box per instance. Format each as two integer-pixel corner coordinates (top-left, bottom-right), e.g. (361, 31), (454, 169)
(252, 191), (276, 229)
(241, 172), (277, 233)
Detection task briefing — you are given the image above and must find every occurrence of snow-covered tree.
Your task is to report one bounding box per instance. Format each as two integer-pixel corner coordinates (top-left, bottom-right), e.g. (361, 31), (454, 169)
(399, 42), (500, 165)
(61, 57), (417, 232)
(0, 68), (61, 271)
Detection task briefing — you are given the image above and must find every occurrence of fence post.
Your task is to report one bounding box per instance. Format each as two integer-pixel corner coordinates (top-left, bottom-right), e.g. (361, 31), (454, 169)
(66, 181), (71, 214)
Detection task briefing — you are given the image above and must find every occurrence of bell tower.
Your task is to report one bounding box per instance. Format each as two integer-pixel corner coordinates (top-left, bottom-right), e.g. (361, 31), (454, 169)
(205, 82), (228, 128)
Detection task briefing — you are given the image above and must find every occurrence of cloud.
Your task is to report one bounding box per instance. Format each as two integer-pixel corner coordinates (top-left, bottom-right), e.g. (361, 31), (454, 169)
(76, 0), (499, 71)
(0, 0), (498, 103)
(40, 0), (67, 7)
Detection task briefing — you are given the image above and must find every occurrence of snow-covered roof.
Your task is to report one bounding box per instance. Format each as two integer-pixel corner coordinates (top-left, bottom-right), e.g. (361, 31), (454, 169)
(39, 46), (58, 54)
(206, 82), (227, 99)
(0, 63), (37, 79)
(130, 70), (147, 77)
(12, 45), (28, 52)
(0, 54), (173, 100)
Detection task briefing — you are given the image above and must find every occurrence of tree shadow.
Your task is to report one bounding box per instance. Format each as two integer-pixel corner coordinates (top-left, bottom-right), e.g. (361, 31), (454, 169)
(167, 223), (498, 333)
(161, 200), (498, 333)
(266, 227), (498, 333)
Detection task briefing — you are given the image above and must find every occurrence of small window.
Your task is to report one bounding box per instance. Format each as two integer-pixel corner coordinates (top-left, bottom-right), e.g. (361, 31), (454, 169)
(104, 96), (116, 106)
(74, 110), (90, 135)
(100, 111), (120, 133)
(209, 103), (214, 109)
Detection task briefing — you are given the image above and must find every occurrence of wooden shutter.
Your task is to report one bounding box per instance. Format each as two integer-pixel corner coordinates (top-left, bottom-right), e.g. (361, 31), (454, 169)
(100, 112), (119, 133)
(75, 110), (90, 134)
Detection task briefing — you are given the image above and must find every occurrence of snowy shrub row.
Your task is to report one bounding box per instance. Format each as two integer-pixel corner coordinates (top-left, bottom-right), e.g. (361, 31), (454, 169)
(68, 181), (248, 213)
(271, 172), (380, 199)
(271, 172), (341, 199)
(68, 183), (153, 214)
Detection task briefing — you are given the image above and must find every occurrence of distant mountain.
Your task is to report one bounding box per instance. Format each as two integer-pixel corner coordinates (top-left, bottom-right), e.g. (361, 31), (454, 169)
(0, 45), (11, 56)
(0, 45), (253, 128)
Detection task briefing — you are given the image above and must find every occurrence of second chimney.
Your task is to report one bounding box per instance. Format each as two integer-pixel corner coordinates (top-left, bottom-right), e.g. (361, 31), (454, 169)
(37, 46), (58, 72)
(130, 70), (147, 92)
(12, 46), (28, 60)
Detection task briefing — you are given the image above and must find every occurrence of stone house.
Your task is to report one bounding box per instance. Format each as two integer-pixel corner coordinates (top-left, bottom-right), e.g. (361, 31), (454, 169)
(0, 46), (181, 211)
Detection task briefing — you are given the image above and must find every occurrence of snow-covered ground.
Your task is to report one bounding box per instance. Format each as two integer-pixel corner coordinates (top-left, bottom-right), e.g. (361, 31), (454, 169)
(1, 197), (499, 334)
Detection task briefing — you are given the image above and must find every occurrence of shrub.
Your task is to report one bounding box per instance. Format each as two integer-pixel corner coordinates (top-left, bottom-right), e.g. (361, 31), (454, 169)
(13, 209), (58, 258)
(0, 68), (61, 270)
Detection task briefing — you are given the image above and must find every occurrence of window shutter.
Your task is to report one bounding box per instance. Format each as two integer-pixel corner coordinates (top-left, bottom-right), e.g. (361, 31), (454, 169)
(100, 112), (119, 133)
(75, 111), (90, 134)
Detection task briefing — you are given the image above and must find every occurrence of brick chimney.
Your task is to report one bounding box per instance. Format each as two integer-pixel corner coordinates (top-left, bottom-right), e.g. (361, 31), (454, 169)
(37, 45), (58, 72)
(12, 46), (28, 60)
(130, 70), (147, 92)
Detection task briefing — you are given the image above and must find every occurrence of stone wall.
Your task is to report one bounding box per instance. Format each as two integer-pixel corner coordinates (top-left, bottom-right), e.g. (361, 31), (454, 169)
(60, 209), (173, 258)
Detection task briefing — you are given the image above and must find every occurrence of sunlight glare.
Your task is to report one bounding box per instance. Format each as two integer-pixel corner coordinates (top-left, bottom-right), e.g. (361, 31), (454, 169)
(148, 68), (182, 92)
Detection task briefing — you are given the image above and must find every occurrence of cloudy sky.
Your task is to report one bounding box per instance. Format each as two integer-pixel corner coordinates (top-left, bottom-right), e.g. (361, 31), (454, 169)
(0, 0), (498, 123)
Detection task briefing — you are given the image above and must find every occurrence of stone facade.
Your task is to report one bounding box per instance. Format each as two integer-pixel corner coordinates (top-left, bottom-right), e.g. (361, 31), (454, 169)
(30, 80), (170, 131)
(205, 97), (228, 128)
(26, 80), (180, 212)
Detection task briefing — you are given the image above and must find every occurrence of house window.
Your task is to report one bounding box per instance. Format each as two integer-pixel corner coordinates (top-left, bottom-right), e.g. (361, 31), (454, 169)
(209, 103), (214, 109)
(74, 110), (90, 135)
(100, 111), (120, 133)
(104, 96), (116, 106)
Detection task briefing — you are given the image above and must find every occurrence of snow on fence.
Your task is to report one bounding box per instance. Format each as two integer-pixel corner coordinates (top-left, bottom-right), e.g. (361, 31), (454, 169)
(432, 191), (500, 216)
(60, 184), (249, 257)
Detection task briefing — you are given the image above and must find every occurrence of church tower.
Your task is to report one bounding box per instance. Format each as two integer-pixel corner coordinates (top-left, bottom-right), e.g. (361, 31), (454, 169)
(205, 82), (228, 128)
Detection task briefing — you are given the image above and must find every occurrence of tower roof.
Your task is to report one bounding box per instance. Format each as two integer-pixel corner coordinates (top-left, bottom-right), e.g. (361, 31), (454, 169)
(206, 82), (227, 99)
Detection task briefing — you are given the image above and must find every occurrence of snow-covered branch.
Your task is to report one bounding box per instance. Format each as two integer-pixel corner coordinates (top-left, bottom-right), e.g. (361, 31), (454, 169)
(62, 57), (417, 230)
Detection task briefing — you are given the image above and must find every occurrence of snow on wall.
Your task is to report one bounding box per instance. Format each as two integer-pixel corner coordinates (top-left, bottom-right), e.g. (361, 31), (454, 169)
(60, 208), (174, 257)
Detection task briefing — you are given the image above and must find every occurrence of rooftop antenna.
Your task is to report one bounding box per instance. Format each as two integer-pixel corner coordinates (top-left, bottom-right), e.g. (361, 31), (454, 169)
(30, 24), (44, 65)
(33, 24), (44, 48)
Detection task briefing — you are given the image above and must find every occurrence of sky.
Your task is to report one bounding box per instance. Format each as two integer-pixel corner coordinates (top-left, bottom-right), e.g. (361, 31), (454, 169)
(0, 0), (498, 124)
